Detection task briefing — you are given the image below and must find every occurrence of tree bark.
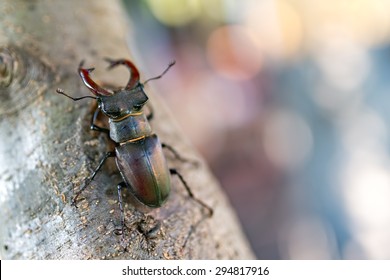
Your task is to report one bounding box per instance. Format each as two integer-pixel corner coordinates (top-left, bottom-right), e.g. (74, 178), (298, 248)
(0, 0), (254, 259)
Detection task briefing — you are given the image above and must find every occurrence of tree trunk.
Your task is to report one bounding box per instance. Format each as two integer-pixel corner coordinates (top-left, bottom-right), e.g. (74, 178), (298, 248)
(0, 0), (254, 259)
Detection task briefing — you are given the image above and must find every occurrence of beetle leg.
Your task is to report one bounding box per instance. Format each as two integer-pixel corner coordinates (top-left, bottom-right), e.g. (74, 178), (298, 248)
(169, 168), (213, 217)
(169, 168), (213, 248)
(162, 143), (198, 166)
(114, 182), (128, 235)
(90, 106), (109, 134)
(72, 151), (116, 207)
(137, 219), (161, 239)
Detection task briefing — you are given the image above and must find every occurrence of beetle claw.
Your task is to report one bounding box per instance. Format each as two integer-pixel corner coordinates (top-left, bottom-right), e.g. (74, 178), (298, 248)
(70, 198), (79, 208)
(114, 223), (129, 236)
(104, 57), (117, 69)
(102, 58), (140, 89)
(78, 60), (112, 96)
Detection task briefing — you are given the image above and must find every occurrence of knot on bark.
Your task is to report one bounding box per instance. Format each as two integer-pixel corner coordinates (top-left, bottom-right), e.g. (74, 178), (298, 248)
(0, 45), (56, 116)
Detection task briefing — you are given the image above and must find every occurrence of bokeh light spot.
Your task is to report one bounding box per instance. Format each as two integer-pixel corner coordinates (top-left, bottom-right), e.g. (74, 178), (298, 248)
(206, 24), (262, 80)
(147, 0), (201, 26)
(263, 109), (313, 170)
(303, 0), (390, 48)
(280, 217), (336, 259)
(244, 0), (303, 59)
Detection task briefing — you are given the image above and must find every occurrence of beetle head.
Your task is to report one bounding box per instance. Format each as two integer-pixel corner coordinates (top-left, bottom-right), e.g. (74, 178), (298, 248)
(98, 86), (148, 119)
(78, 59), (148, 120)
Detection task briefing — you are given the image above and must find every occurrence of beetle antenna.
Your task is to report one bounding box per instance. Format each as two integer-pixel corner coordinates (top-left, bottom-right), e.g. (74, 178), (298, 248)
(56, 88), (97, 101)
(143, 61), (176, 85)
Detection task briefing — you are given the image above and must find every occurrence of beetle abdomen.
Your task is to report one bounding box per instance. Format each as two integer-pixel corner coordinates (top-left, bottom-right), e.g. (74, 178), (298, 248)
(115, 134), (170, 207)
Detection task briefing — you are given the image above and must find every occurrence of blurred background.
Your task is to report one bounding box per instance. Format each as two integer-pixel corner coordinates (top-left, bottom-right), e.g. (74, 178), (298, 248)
(123, 0), (390, 259)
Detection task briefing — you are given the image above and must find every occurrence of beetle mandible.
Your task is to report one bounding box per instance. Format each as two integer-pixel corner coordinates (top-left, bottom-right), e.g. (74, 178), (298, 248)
(57, 58), (213, 236)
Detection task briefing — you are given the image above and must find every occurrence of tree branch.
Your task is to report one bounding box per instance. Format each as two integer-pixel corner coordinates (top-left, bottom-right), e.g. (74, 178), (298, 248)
(0, 0), (254, 259)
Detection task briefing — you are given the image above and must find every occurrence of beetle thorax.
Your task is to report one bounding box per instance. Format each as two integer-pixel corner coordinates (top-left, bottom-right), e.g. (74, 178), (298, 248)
(109, 113), (152, 143)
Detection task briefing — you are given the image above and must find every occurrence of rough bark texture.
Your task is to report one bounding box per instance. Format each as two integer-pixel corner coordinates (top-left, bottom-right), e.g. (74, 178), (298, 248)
(0, 0), (254, 259)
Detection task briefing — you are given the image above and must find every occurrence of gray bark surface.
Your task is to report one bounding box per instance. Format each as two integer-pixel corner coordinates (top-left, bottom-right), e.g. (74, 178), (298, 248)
(0, 0), (254, 259)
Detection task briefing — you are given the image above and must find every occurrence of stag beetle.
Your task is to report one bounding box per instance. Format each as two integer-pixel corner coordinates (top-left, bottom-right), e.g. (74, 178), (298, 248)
(57, 58), (212, 236)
